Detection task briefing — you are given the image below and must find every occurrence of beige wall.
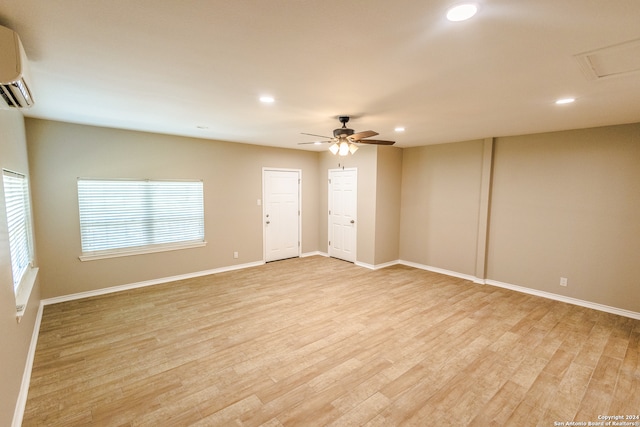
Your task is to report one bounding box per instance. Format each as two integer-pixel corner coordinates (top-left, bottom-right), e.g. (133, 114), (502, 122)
(21, 119), (640, 309)
(487, 123), (640, 312)
(26, 119), (320, 298)
(398, 124), (639, 312)
(317, 145), (403, 267)
(374, 146), (403, 265)
(318, 145), (390, 266)
(399, 140), (485, 276)
(0, 110), (41, 427)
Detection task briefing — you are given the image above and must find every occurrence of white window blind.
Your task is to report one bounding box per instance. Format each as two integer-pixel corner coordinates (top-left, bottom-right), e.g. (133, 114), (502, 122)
(77, 179), (205, 257)
(2, 169), (33, 292)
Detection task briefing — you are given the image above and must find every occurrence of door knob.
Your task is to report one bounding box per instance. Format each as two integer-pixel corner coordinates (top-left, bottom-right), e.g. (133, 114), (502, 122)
(350, 220), (355, 224)
(266, 221), (270, 224)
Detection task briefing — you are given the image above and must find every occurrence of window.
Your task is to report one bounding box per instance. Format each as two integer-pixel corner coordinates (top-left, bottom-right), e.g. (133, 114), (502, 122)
(2, 169), (34, 293)
(77, 178), (205, 260)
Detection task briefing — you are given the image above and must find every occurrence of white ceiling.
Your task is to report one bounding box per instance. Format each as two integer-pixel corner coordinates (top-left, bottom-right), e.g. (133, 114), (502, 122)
(1, 0), (639, 151)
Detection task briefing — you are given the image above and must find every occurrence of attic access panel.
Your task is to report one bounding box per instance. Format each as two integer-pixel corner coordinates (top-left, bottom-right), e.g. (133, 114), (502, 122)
(575, 38), (640, 80)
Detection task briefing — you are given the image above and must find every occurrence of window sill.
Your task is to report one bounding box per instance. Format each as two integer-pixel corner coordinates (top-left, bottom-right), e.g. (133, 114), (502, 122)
(16, 267), (39, 323)
(78, 241), (207, 262)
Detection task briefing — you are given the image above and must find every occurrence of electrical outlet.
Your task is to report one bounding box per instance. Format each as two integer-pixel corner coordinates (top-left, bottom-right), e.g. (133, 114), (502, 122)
(560, 277), (568, 287)
(233, 251), (239, 259)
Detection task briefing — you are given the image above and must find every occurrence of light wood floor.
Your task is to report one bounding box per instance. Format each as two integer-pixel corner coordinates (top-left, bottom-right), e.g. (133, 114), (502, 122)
(23, 256), (640, 426)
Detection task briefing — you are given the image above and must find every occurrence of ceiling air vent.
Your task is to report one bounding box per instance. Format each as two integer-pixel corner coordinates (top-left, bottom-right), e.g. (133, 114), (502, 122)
(0, 25), (34, 109)
(575, 38), (640, 81)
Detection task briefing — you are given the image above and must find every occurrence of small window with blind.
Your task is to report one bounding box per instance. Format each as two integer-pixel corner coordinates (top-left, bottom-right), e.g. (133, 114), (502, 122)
(77, 178), (206, 261)
(2, 169), (34, 295)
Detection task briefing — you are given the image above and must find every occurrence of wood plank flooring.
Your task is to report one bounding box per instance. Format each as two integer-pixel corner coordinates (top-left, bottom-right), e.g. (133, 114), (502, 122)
(23, 256), (640, 426)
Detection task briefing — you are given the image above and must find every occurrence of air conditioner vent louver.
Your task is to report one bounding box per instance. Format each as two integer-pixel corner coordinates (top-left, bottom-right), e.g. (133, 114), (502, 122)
(0, 25), (34, 110)
(0, 80), (34, 108)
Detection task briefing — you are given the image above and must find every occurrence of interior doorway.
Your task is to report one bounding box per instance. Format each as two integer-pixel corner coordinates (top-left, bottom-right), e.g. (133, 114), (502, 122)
(263, 168), (301, 262)
(328, 168), (357, 263)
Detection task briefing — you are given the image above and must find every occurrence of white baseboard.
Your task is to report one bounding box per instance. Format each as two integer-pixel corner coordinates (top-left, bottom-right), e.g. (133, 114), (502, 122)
(39, 255), (640, 319)
(398, 260), (480, 283)
(485, 279), (640, 320)
(354, 261), (374, 270)
(396, 260), (640, 320)
(12, 301), (44, 427)
(303, 253), (398, 270)
(300, 251), (328, 258)
(41, 260), (265, 306)
(355, 259), (401, 270)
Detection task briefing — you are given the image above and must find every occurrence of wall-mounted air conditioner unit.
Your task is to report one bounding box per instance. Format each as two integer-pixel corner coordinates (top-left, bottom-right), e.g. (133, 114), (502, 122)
(0, 25), (34, 109)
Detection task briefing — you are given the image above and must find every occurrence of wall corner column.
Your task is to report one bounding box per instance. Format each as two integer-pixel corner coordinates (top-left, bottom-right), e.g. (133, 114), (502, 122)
(474, 137), (494, 283)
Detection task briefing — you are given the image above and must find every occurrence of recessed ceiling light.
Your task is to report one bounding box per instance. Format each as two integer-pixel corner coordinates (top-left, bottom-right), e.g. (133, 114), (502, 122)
(394, 127), (405, 132)
(313, 141), (322, 145)
(259, 96), (275, 103)
(447, 3), (478, 22)
(555, 97), (576, 105)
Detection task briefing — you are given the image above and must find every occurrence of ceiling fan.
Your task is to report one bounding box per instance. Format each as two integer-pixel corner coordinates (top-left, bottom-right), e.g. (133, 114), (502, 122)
(299, 116), (395, 156)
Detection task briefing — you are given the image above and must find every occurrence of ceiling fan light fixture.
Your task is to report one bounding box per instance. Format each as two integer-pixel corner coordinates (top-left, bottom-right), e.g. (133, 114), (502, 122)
(338, 141), (350, 156)
(306, 116), (396, 155)
(446, 3), (478, 22)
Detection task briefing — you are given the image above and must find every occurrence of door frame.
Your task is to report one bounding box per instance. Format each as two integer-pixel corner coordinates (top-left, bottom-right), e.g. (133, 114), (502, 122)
(262, 167), (302, 262)
(328, 167), (357, 262)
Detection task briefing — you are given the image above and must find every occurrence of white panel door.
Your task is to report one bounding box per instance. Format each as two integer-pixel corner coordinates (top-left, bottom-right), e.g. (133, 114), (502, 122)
(264, 169), (300, 262)
(328, 168), (357, 263)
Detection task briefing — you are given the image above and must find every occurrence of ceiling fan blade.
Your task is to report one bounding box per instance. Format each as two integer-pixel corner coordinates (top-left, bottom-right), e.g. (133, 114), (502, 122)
(301, 132), (333, 139)
(298, 140), (332, 145)
(358, 139), (396, 146)
(349, 130), (378, 141)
